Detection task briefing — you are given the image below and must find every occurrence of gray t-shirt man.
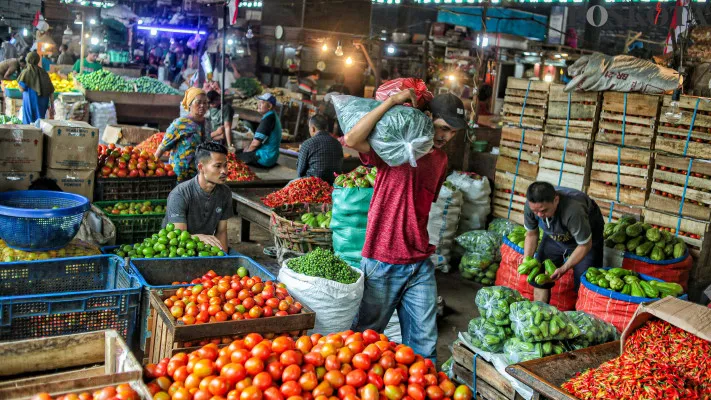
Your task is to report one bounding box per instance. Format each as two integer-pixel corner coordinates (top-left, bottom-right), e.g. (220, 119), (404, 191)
(523, 187), (594, 246)
(162, 175), (233, 235)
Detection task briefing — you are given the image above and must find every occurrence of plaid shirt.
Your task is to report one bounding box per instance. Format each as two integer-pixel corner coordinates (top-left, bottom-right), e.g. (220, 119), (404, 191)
(297, 131), (344, 185)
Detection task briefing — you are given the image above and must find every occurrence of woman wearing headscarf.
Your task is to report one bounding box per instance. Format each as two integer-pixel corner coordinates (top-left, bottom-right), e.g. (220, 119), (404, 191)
(18, 52), (54, 124)
(156, 87), (210, 182)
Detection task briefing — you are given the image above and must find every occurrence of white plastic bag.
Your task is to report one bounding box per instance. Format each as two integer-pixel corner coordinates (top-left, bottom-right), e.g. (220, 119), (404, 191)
(333, 95), (434, 167)
(427, 185), (463, 271)
(446, 172), (491, 234)
(278, 261), (364, 335)
(90, 101), (117, 141)
(565, 54), (681, 94)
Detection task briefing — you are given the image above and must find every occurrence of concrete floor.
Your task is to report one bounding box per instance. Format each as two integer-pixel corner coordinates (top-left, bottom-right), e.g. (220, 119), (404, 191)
(227, 217), (481, 366)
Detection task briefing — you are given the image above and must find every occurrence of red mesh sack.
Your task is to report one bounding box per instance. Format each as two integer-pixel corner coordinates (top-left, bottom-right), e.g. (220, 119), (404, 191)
(621, 252), (692, 290)
(494, 238), (576, 310)
(375, 78), (433, 109)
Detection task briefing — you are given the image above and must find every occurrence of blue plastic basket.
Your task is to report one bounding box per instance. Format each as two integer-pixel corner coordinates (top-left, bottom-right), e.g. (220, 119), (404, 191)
(129, 255), (276, 353)
(0, 254), (141, 343)
(0, 191), (91, 251)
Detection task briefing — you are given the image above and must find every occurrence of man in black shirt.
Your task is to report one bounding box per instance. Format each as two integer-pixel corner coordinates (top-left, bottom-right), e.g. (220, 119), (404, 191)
(297, 114), (343, 185)
(206, 90), (236, 153)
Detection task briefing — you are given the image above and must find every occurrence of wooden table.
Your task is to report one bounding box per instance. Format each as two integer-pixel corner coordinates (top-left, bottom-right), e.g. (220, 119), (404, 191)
(228, 165), (297, 242)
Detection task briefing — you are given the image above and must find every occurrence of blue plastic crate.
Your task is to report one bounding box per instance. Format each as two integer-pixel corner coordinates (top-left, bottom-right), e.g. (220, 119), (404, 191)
(0, 255), (141, 344)
(128, 255), (276, 353)
(0, 191), (90, 251)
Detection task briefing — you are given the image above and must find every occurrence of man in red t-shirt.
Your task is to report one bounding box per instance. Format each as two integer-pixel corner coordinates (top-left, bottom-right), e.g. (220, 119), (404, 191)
(344, 90), (467, 361)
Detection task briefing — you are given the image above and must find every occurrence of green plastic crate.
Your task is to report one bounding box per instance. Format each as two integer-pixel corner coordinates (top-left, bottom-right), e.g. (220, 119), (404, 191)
(95, 199), (167, 245)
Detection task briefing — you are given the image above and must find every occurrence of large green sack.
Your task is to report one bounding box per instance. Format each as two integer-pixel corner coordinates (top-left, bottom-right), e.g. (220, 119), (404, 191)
(331, 186), (373, 268)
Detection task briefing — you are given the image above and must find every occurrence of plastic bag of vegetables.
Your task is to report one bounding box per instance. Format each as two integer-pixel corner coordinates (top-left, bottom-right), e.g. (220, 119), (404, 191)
(474, 286), (524, 325)
(509, 301), (580, 342)
(564, 311), (619, 350)
(440, 357), (455, 380)
(503, 337), (567, 364)
(455, 230), (500, 257)
(459, 255), (498, 285)
(488, 218), (522, 241)
(333, 95), (434, 167)
(467, 317), (510, 352)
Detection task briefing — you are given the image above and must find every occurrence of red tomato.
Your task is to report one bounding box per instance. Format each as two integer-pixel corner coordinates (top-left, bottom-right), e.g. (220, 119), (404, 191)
(244, 333), (264, 349)
(304, 352), (325, 367)
(325, 355), (341, 371)
(453, 385), (472, 400)
(439, 380), (456, 397)
(193, 359), (215, 378)
(384, 385), (403, 400)
(252, 342), (273, 361)
(264, 387), (285, 400)
(313, 381), (334, 398)
(280, 381), (302, 398)
(280, 350), (303, 366)
(407, 384), (425, 400)
(394, 347), (415, 365)
(267, 361), (285, 381)
(282, 364), (302, 382)
(253, 372), (274, 391)
(346, 369), (367, 388)
(221, 363), (247, 385)
(240, 386), (264, 400)
(362, 345), (381, 362)
(352, 353), (371, 371)
(359, 383), (380, 400)
(368, 371), (384, 390)
(425, 386), (444, 400)
(299, 372), (319, 391)
(232, 349), (251, 364)
(209, 377), (230, 396)
(383, 369), (404, 386)
(272, 337), (295, 354)
(245, 357), (265, 375)
(362, 330), (380, 345)
(408, 362), (427, 378)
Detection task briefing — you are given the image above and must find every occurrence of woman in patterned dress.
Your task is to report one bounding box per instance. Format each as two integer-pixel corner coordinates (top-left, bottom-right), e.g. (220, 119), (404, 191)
(156, 88), (211, 182)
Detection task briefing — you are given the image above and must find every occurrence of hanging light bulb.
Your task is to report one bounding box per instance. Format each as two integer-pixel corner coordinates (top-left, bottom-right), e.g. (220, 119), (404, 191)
(322, 43), (328, 52)
(665, 88), (683, 125)
(90, 36), (99, 45)
(387, 45), (395, 54)
(22, 28), (28, 37)
(335, 41), (343, 57)
(64, 25), (73, 35)
(345, 56), (353, 66)
(227, 39), (234, 45)
(245, 27), (254, 39)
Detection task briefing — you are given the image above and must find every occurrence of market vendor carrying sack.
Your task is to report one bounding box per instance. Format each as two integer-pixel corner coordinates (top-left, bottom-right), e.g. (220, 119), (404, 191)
(523, 182), (604, 302)
(344, 89), (467, 363)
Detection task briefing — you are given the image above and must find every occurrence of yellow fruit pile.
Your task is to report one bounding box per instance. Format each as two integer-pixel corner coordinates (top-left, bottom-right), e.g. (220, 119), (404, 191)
(2, 74), (74, 93)
(0, 238), (101, 262)
(50, 73), (74, 92)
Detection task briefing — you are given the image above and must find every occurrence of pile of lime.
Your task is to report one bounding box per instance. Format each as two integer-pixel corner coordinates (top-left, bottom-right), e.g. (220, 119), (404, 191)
(113, 223), (225, 259)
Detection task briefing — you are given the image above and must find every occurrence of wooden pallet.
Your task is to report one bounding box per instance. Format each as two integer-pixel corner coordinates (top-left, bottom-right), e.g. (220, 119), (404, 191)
(656, 94), (711, 158)
(536, 135), (592, 191)
(451, 341), (528, 400)
(0, 330), (151, 400)
(495, 127), (542, 180)
(596, 92), (660, 149)
(591, 197), (644, 223)
(587, 143), (652, 206)
(147, 289), (316, 364)
(642, 208), (708, 257)
(646, 154), (711, 221)
(493, 171), (534, 226)
(501, 78), (550, 130)
(544, 84), (600, 141)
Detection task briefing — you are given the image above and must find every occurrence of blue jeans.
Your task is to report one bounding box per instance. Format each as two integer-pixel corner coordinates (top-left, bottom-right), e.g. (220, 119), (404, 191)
(353, 257), (438, 363)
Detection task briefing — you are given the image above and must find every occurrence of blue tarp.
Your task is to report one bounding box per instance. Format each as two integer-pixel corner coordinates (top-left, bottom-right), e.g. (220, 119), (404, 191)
(437, 7), (548, 41)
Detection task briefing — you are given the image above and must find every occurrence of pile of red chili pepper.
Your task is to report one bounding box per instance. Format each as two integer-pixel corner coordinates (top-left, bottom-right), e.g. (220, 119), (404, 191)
(562, 320), (711, 400)
(261, 177), (333, 208)
(135, 132), (165, 154)
(226, 153), (258, 182)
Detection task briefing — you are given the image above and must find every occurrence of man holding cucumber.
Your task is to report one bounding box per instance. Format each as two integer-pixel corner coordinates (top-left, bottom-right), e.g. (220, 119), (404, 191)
(523, 182), (605, 300)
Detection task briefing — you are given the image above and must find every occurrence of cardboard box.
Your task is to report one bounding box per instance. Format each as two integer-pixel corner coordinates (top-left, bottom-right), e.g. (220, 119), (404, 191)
(40, 119), (99, 170)
(620, 297), (711, 351)
(0, 171), (40, 192)
(45, 168), (94, 201)
(102, 124), (158, 146)
(0, 125), (44, 172)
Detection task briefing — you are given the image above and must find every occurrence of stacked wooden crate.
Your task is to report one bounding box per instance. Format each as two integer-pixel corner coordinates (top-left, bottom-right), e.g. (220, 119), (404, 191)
(494, 78), (549, 224)
(588, 92), (660, 220)
(537, 84), (600, 191)
(645, 94), (711, 259)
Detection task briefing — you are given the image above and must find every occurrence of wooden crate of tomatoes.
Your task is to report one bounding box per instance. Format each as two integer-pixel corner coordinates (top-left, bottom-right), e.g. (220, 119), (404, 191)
(0, 330), (152, 399)
(147, 274), (316, 363)
(656, 94), (711, 159)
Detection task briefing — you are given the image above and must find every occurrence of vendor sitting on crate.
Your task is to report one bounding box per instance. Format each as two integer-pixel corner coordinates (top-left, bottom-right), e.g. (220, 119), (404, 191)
(237, 93), (282, 168)
(523, 182), (605, 299)
(162, 141), (233, 253)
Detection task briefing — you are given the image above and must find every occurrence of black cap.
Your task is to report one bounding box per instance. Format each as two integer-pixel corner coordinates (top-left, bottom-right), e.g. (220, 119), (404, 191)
(429, 93), (467, 130)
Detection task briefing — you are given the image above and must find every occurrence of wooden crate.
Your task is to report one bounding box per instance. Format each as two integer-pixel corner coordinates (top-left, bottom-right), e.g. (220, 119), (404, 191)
(656, 94), (711, 158)
(147, 289), (316, 363)
(536, 136), (592, 191)
(544, 84), (601, 141)
(501, 78), (550, 130)
(493, 171), (534, 226)
(646, 154), (711, 221)
(642, 208), (708, 258)
(596, 92), (660, 149)
(591, 197), (643, 223)
(505, 342), (619, 400)
(495, 127), (542, 180)
(587, 143), (652, 206)
(0, 330), (151, 400)
(4, 97), (21, 118)
(451, 341), (526, 400)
